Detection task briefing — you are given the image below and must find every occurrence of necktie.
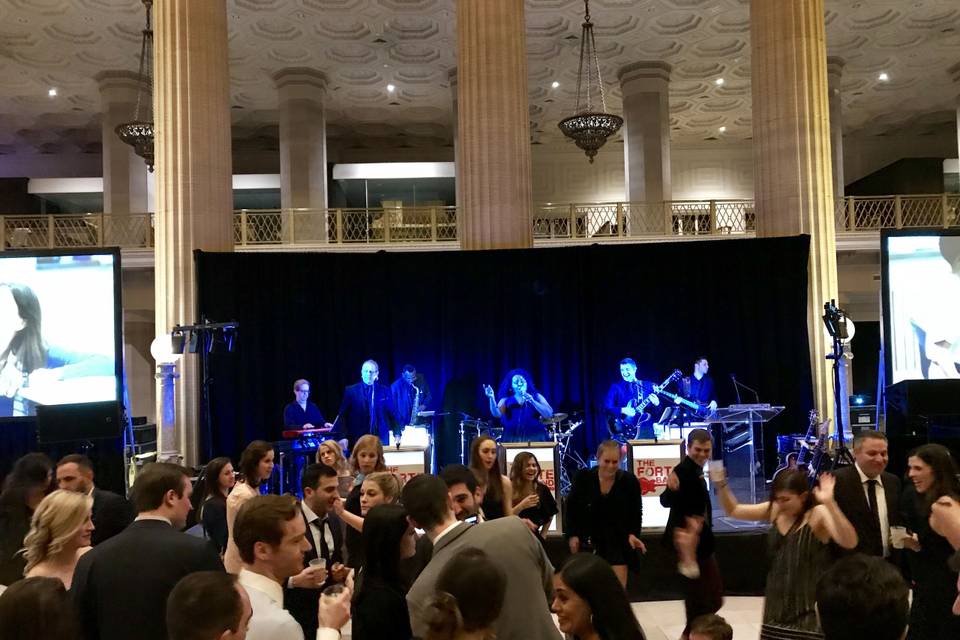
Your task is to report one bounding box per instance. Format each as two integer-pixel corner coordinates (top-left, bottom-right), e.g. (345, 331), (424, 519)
(866, 479), (882, 553)
(368, 386), (376, 432)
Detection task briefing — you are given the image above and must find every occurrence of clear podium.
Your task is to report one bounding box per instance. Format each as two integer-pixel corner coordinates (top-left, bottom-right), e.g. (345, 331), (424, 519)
(501, 442), (562, 536)
(704, 405), (784, 504)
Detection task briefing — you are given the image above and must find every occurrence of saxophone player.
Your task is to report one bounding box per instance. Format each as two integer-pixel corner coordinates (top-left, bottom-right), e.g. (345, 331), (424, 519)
(391, 364), (432, 427)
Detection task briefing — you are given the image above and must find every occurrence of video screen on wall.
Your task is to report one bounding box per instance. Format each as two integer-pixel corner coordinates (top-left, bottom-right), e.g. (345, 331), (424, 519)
(882, 229), (960, 384)
(0, 250), (120, 419)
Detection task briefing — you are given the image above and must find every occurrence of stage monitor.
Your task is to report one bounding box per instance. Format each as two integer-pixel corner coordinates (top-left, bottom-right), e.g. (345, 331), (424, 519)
(881, 229), (960, 384)
(0, 249), (121, 421)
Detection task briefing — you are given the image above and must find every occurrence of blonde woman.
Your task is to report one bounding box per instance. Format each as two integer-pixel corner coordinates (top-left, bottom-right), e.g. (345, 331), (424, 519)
(343, 436), (387, 567)
(337, 471), (403, 534)
(22, 489), (94, 588)
(317, 439), (354, 498)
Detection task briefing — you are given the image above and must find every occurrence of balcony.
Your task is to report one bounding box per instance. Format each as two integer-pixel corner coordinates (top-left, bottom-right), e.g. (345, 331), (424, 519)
(0, 195), (955, 255)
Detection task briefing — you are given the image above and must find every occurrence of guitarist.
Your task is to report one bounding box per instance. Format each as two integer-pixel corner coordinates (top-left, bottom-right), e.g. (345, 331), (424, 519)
(604, 358), (661, 439)
(675, 357), (718, 423)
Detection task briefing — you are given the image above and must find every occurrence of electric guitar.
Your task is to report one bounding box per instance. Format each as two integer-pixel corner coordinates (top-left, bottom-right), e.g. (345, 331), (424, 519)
(657, 389), (714, 419)
(772, 409), (818, 481)
(607, 370), (681, 441)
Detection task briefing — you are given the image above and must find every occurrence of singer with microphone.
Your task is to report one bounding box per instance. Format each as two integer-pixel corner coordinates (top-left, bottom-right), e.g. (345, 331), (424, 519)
(336, 359), (400, 446)
(483, 368), (553, 442)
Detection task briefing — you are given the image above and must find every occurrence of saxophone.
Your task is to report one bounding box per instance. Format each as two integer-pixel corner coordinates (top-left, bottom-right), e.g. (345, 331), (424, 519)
(409, 383), (420, 426)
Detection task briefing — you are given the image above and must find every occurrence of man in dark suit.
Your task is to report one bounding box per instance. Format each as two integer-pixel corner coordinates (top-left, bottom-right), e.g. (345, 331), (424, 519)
(662, 429), (723, 638)
(56, 453), (134, 545)
(72, 462), (224, 640)
(284, 463), (348, 638)
(335, 359), (399, 445)
(832, 429), (902, 558)
(403, 474), (561, 640)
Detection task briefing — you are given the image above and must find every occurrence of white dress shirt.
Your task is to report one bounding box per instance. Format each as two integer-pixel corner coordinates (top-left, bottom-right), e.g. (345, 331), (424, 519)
(302, 502), (335, 560)
(239, 569), (341, 640)
(855, 463), (890, 556)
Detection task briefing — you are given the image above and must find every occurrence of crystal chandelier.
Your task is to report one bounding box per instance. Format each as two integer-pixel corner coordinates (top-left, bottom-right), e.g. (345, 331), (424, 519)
(116, 0), (155, 172)
(558, 0), (623, 163)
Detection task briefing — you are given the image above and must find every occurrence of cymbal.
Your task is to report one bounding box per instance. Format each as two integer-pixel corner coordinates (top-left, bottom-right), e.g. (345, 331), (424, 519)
(540, 413), (568, 425)
(460, 418), (489, 428)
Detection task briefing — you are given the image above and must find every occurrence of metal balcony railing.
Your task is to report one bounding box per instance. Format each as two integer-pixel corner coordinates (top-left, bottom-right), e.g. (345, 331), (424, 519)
(0, 195), (955, 251)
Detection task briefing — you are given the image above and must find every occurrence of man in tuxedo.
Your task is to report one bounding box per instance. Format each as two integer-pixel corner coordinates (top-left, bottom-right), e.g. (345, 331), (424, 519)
(56, 453), (134, 545)
(167, 571), (253, 640)
(662, 429), (723, 638)
(336, 359), (399, 445)
(72, 462), (224, 640)
(832, 429), (901, 558)
(284, 464), (348, 638)
(403, 474), (560, 640)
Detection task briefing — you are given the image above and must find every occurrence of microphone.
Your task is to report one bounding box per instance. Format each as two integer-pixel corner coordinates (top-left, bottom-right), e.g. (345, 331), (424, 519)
(730, 374), (760, 404)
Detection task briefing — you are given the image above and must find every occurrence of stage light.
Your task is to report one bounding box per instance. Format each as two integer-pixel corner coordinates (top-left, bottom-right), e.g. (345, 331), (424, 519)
(853, 395), (865, 405)
(186, 331), (200, 353)
(170, 331), (186, 354)
(224, 327), (236, 352)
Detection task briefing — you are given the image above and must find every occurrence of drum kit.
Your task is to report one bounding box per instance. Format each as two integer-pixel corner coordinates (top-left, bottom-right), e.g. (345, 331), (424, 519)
(540, 413), (587, 495)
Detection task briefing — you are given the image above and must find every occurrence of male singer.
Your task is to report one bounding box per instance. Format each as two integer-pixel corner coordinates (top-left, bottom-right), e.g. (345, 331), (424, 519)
(391, 364), (432, 427)
(336, 359), (399, 445)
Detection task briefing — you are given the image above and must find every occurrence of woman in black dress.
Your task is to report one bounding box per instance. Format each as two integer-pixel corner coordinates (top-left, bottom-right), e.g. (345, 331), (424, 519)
(196, 456), (234, 555)
(351, 503), (416, 640)
(344, 435), (387, 568)
(900, 443), (960, 640)
(509, 451), (558, 539)
(469, 435), (512, 520)
(565, 440), (645, 587)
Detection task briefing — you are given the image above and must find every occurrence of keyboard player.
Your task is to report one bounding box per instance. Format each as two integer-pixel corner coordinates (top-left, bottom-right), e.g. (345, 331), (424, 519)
(283, 379), (334, 433)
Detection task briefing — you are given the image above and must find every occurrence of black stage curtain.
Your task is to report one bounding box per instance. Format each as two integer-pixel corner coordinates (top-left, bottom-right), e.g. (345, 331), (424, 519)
(196, 235), (814, 469)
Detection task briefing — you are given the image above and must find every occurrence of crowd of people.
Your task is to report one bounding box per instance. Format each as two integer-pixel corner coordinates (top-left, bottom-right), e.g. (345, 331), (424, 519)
(0, 428), (959, 640)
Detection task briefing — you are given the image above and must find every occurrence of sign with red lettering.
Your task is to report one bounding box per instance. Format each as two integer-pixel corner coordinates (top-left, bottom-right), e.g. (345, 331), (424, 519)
(383, 448), (428, 483)
(634, 458), (676, 496)
(629, 440), (683, 530)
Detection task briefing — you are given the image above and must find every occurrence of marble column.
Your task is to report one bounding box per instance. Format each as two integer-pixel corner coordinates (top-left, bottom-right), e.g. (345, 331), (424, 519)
(827, 57), (845, 201)
(448, 68), (459, 207)
(751, 0), (839, 424)
(456, 0), (532, 249)
(153, 0), (234, 464)
(618, 61), (672, 234)
(95, 71), (150, 214)
(274, 69), (328, 212)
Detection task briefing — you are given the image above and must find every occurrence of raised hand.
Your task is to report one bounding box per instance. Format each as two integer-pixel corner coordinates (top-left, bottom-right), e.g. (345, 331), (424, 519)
(483, 384), (495, 399)
(813, 472), (836, 503)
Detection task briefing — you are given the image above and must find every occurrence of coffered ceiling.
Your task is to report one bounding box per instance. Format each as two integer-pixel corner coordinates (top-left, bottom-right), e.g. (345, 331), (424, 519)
(0, 0), (957, 158)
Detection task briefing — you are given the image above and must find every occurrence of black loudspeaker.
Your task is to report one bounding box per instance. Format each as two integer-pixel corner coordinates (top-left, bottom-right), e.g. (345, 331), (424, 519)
(36, 401), (122, 444)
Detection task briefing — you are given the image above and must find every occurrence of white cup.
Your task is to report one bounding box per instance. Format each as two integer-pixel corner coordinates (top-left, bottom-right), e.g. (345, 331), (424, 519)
(708, 460), (725, 483)
(890, 526), (908, 549)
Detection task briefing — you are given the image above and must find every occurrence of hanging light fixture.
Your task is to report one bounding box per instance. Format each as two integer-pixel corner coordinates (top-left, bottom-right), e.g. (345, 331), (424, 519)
(116, 0), (155, 172)
(558, 0), (623, 163)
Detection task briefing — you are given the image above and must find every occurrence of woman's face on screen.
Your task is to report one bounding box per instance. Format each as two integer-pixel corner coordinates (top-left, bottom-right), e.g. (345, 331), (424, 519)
(0, 287), (25, 351)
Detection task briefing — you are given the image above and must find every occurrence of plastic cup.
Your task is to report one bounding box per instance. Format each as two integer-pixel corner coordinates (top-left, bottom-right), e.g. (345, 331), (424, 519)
(708, 459), (725, 483)
(890, 526), (908, 549)
(321, 583), (346, 606)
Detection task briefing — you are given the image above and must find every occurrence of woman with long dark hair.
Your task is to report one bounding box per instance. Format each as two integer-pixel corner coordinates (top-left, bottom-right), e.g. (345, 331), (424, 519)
(223, 441), (274, 573)
(195, 457), (234, 555)
(469, 435), (512, 520)
(552, 553), (646, 640)
(0, 576), (81, 639)
(509, 451), (558, 539)
(900, 443), (960, 639)
(565, 441), (645, 587)
(351, 503), (417, 640)
(425, 547), (506, 640)
(0, 452), (54, 586)
(484, 368), (553, 442)
(715, 467), (857, 639)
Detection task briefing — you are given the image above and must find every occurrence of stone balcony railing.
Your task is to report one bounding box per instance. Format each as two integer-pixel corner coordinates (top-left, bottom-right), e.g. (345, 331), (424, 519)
(0, 194), (956, 252)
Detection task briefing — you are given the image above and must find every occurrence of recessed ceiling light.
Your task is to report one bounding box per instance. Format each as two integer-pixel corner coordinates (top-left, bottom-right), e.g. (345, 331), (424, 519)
(715, 78), (725, 86)
(718, 126), (727, 133)
(878, 72), (889, 82)
(48, 88), (57, 97)
(551, 81), (560, 89)
(386, 84), (396, 92)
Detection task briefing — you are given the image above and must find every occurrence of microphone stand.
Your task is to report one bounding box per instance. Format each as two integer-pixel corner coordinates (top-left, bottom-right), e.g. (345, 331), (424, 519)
(730, 375), (760, 404)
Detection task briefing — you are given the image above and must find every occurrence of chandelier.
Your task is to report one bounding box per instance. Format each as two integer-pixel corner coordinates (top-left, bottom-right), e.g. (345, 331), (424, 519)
(558, 0), (622, 163)
(116, 0), (155, 172)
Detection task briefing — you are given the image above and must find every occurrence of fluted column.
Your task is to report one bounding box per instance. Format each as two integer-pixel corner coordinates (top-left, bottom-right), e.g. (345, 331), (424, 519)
(618, 61), (672, 233)
(827, 57), (845, 200)
(751, 0), (839, 423)
(275, 68), (328, 212)
(449, 68), (459, 207)
(153, 0), (234, 464)
(951, 63), (960, 166)
(95, 71), (150, 214)
(456, 0), (532, 249)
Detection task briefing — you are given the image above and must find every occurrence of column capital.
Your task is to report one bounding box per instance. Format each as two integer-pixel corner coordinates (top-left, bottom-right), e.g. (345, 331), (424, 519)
(617, 61), (672, 93)
(273, 67), (328, 101)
